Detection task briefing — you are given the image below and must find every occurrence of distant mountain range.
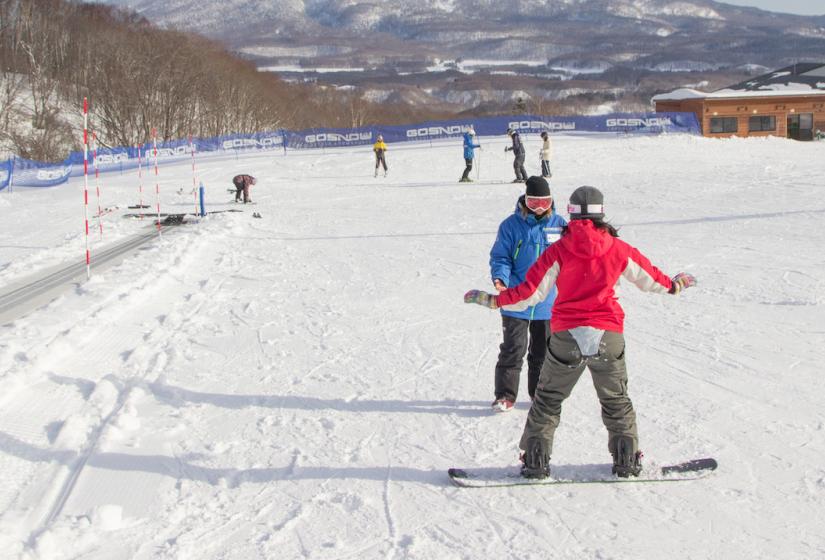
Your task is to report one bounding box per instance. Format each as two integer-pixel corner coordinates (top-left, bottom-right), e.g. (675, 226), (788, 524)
(92, 0), (825, 114)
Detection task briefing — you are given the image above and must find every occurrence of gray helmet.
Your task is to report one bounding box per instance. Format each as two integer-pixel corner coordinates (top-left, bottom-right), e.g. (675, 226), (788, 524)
(568, 186), (604, 220)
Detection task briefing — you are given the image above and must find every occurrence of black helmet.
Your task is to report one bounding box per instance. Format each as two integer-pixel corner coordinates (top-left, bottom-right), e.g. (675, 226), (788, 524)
(568, 186), (604, 220)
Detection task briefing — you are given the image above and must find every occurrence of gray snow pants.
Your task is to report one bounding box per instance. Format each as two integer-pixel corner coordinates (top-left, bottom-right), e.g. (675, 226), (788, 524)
(519, 329), (638, 458)
(513, 154), (527, 181)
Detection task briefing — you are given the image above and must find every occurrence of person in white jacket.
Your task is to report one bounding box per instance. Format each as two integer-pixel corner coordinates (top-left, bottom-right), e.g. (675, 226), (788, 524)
(539, 132), (552, 178)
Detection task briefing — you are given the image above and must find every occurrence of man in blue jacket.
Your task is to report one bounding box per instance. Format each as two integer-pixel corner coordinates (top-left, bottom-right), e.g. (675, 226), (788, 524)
(489, 176), (567, 412)
(460, 125), (481, 182)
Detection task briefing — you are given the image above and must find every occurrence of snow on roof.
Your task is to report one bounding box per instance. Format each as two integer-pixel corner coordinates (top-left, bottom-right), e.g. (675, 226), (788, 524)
(706, 87), (825, 98)
(653, 63), (825, 102)
(651, 88), (707, 101)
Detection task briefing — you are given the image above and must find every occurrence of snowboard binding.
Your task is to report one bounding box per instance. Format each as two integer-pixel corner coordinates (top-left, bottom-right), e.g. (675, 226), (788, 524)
(611, 435), (643, 478)
(520, 438), (551, 479)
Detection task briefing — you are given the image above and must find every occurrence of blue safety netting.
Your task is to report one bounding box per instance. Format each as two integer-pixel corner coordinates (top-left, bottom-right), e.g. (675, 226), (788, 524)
(0, 112), (698, 190)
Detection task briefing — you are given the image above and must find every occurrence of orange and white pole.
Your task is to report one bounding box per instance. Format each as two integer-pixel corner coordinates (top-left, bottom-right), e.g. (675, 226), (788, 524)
(82, 98), (91, 279)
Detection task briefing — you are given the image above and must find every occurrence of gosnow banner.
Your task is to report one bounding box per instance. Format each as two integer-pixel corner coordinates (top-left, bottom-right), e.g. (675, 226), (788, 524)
(0, 113), (698, 188)
(6, 157), (73, 188)
(285, 112), (698, 149)
(0, 159), (11, 191)
(503, 112), (700, 135)
(62, 130), (288, 177)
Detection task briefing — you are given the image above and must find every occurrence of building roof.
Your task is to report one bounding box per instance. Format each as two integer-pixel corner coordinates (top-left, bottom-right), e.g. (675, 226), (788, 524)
(652, 63), (825, 102)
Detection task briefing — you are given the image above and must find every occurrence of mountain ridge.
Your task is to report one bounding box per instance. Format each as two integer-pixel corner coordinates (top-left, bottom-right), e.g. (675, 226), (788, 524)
(91, 0), (825, 114)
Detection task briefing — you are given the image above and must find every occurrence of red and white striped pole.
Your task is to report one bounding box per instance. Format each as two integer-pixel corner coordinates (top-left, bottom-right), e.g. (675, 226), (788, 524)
(152, 127), (161, 237)
(136, 143), (144, 219)
(92, 131), (103, 236)
(189, 134), (198, 214)
(82, 98), (91, 279)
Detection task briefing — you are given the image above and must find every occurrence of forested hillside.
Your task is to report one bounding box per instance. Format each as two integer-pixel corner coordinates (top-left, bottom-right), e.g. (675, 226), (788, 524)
(0, 0), (448, 161)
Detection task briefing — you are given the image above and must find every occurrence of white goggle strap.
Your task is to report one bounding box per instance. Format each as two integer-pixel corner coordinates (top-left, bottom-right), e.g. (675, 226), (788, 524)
(568, 203), (604, 215)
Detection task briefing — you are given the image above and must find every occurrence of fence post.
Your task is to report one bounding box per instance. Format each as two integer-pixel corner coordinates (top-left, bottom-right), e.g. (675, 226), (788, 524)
(8, 157), (14, 194)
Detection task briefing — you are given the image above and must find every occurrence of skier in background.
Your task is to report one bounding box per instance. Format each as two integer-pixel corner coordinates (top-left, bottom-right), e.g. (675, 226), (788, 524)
(464, 186), (696, 479)
(504, 128), (527, 183)
(374, 134), (388, 177)
(232, 174), (256, 203)
(460, 125), (481, 182)
(539, 131), (553, 178)
(488, 176), (566, 412)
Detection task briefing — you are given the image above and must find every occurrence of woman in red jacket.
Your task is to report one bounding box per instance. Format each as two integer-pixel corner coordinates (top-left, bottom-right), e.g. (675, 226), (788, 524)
(464, 186), (696, 479)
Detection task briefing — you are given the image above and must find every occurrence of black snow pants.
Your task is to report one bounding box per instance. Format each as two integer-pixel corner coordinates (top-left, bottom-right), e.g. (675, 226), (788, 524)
(494, 315), (549, 402)
(461, 158), (473, 180)
(375, 151), (387, 172)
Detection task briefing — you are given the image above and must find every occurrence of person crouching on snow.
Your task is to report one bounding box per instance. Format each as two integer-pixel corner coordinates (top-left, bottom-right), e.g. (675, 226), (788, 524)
(232, 174), (256, 203)
(464, 186), (696, 479)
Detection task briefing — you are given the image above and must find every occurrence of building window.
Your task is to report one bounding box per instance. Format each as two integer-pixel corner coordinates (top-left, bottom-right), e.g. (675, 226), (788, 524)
(710, 117), (738, 133)
(749, 116), (776, 132)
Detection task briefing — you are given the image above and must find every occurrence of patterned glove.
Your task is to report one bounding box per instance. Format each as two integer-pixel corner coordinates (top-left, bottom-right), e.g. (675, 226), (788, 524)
(464, 289), (498, 309)
(669, 272), (697, 294)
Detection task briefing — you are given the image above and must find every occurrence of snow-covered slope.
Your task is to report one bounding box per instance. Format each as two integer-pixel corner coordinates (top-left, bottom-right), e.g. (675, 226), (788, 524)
(0, 133), (823, 559)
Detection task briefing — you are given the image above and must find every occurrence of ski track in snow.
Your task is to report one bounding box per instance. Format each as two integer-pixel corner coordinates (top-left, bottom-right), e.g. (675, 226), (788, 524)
(0, 134), (823, 559)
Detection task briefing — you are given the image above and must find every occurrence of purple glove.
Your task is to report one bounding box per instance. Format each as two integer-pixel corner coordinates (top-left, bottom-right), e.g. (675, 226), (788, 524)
(669, 272), (697, 294)
(464, 289), (498, 309)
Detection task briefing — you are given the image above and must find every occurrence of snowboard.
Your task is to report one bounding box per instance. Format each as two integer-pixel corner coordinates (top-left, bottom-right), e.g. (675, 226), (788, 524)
(448, 457), (717, 488)
(95, 205), (120, 217)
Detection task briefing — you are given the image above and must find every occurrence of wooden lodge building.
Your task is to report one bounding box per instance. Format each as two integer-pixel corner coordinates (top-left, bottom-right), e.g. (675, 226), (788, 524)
(653, 63), (825, 141)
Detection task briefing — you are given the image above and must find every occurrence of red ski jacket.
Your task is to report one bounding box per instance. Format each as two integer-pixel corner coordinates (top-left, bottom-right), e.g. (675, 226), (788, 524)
(497, 219), (673, 333)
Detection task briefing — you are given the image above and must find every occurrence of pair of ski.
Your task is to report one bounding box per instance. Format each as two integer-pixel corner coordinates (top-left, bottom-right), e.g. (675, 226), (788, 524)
(448, 457), (717, 488)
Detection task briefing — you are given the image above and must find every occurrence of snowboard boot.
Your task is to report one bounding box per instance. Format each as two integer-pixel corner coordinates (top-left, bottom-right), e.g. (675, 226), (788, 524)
(520, 438), (551, 479)
(611, 435), (643, 478)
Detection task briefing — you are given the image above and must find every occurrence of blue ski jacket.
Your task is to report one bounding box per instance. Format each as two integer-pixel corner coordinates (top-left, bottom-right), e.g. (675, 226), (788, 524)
(489, 196), (567, 320)
(463, 132), (480, 160)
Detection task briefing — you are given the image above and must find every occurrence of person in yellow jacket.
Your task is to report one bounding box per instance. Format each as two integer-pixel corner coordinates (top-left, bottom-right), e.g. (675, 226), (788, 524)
(373, 134), (388, 177)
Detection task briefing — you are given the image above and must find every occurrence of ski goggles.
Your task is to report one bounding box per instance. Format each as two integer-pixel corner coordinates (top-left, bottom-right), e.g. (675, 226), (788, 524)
(525, 196), (552, 212)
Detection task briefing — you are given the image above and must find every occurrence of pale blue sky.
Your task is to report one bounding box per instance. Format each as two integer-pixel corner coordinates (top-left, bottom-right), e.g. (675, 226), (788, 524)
(718, 0), (824, 16)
